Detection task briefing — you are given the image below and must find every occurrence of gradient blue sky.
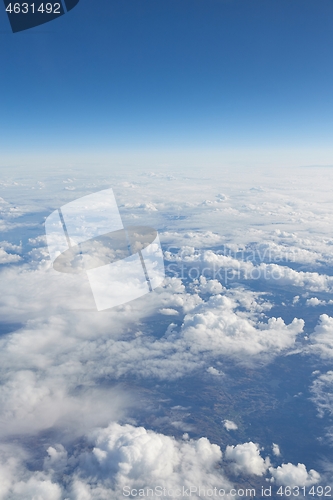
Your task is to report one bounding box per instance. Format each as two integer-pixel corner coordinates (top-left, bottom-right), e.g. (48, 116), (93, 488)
(1, 0), (333, 165)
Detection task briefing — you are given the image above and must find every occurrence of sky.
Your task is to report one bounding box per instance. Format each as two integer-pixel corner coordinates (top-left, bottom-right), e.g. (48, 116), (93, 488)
(1, 0), (333, 167)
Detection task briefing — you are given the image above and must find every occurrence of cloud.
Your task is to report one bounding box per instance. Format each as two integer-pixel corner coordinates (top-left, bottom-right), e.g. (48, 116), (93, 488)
(196, 276), (224, 295)
(269, 463), (320, 486)
(0, 239), (22, 264)
(2, 167), (333, 495)
(310, 370), (333, 418)
(0, 261), (303, 406)
(0, 366), (130, 440)
(159, 308), (179, 316)
(203, 251), (333, 292)
(88, 423), (225, 481)
(308, 315), (333, 361)
(272, 443), (281, 457)
(0, 258), (311, 495)
(163, 226), (333, 272)
(166, 243), (333, 294)
(0, 248), (21, 264)
(0, 241), (22, 252)
(306, 297), (325, 306)
(11, 476), (62, 500)
(0, 443), (62, 500)
(224, 442), (270, 476)
(224, 442), (319, 487)
(181, 295), (304, 364)
(27, 235), (47, 247)
(207, 366), (223, 376)
(309, 369), (333, 452)
(0, 196), (42, 233)
(162, 231), (224, 249)
(223, 420), (238, 431)
(0, 421), (320, 499)
(62, 423), (232, 498)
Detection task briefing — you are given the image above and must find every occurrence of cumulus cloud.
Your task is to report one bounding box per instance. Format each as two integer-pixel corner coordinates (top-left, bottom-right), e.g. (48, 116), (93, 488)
(223, 420), (238, 431)
(202, 251), (333, 293)
(269, 463), (320, 486)
(81, 423), (230, 492)
(223, 442), (319, 487)
(27, 235), (47, 247)
(0, 443), (62, 500)
(159, 308), (179, 316)
(164, 227), (333, 271)
(0, 241), (22, 252)
(0, 257), (306, 488)
(248, 240), (323, 266)
(0, 258), (310, 495)
(207, 366), (223, 376)
(181, 295), (304, 364)
(11, 476), (62, 500)
(0, 422), (320, 499)
(224, 442), (270, 476)
(1, 165), (332, 495)
(195, 276), (224, 295)
(0, 262), (303, 402)
(162, 231), (224, 249)
(272, 443), (281, 457)
(0, 240), (22, 264)
(306, 297), (325, 306)
(308, 315), (333, 361)
(0, 248), (21, 264)
(6, 422), (230, 499)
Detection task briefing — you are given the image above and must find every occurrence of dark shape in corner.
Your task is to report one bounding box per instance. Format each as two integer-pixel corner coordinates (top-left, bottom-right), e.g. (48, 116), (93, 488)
(3, 0), (80, 33)
(63, 0), (79, 12)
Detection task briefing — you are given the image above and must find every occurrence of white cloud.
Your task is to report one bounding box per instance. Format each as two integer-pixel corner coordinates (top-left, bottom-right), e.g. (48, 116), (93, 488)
(161, 231), (224, 249)
(223, 420), (238, 431)
(44, 444), (68, 473)
(308, 315), (333, 361)
(0, 445), (26, 500)
(207, 366), (223, 376)
(0, 248), (21, 264)
(0, 367), (130, 439)
(0, 240), (22, 264)
(27, 235), (47, 247)
(0, 424), (320, 499)
(11, 475), (62, 500)
(0, 241), (22, 252)
(159, 308), (179, 316)
(269, 463), (320, 486)
(272, 443), (281, 457)
(310, 370), (333, 418)
(306, 297), (325, 306)
(0, 443), (62, 500)
(0, 263), (303, 410)
(196, 276), (224, 295)
(203, 251), (333, 292)
(225, 442), (270, 476)
(69, 422), (232, 498)
(309, 369), (333, 451)
(1, 166), (333, 494)
(181, 295), (304, 364)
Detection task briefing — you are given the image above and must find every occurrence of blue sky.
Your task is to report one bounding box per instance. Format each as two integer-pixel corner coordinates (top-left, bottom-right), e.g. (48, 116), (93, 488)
(1, 0), (333, 164)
